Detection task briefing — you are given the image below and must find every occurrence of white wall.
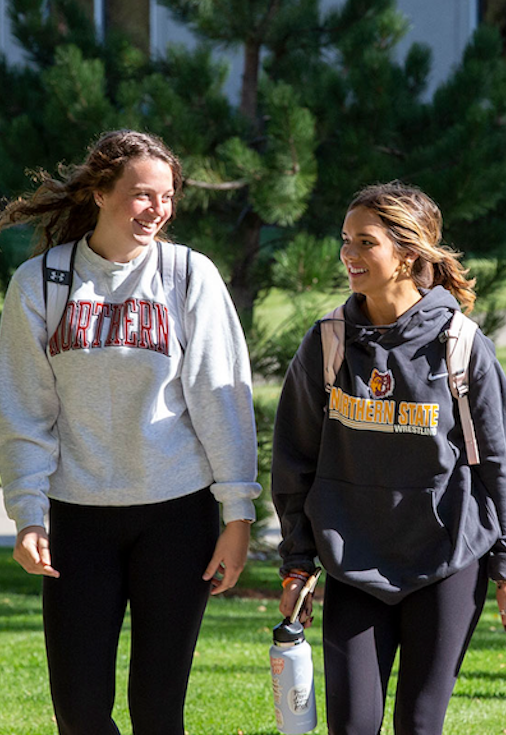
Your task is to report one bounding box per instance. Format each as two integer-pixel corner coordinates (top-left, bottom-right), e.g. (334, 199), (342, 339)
(392, 0), (479, 96)
(0, 0), (480, 99)
(94, 0), (105, 43)
(151, 0), (479, 101)
(150, 1), (244, 104)
(0, 0), (28, 65)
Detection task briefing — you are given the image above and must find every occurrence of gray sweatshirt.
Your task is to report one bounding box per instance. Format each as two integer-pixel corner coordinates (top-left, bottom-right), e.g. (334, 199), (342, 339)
(0, 236), (261, 531)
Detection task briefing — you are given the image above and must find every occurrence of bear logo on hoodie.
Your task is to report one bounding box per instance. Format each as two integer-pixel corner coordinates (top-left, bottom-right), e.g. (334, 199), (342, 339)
(369, 368), (395, 399)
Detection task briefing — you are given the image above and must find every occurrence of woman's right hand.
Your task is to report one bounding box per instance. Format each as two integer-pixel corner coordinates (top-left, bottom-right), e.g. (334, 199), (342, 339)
(496, 581), (506, 632)
(13, 525), (60, 578)
(279, 577), (314, 628)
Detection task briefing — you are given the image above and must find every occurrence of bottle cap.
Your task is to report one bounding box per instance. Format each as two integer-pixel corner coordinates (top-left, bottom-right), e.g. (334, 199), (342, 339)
(273, 617), (306, 644)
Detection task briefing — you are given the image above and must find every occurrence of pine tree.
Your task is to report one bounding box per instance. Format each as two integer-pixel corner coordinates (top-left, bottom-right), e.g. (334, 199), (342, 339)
(482, 0), (506, 54)
(154, 0), (432, 324)
(265, 3), (506, 342)
(0, 0), (148, 195)
(153, 0), (327, 325)
(3, 0), (506, 332)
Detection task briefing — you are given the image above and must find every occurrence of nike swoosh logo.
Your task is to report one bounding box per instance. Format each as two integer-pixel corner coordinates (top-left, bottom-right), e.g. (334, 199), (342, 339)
(428, 372), (448, 381)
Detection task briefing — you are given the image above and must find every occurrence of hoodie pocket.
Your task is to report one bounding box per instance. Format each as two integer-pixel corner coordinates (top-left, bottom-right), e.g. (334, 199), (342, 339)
(304, 478), (453, 585)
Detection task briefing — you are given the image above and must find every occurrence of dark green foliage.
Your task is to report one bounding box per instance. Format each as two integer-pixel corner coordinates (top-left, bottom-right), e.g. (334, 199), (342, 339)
(252, 396), (277, 536)
(469, 257), (506, 337)
(271, 232), (344, 293)
(3, 1), (506, 336)
(0, 227), (33, 294)
(5, 0), (506, 314)
(250, 299), (329, 379)
(8, 0), (99, 68)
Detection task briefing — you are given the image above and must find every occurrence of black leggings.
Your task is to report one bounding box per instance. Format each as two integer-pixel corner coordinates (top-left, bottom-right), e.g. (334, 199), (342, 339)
(323, 558), (489, 735)
(43, 489), (220, 735)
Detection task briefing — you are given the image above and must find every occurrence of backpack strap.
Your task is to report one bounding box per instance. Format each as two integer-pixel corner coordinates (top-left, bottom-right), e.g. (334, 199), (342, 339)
(158, 241), (192, 350)
(320, 304), (345, 392)
(43, 241), (79, 339)
(446, 310), (480, 465)
(319, 303), (480, 465)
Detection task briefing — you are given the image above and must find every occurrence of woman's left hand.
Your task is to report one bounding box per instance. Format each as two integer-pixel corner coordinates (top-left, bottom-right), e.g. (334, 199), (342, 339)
(496, 581), (506, 631)
(203, 520), (251, 595)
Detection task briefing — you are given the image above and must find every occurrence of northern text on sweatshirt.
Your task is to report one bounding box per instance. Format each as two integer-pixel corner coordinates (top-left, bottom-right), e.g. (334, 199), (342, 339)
(0, 237), (261, 531)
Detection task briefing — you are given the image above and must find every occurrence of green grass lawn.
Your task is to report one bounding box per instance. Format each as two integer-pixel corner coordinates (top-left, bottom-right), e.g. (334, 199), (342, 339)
(3, 290), (506, 734)
(1, 549), (505, 735)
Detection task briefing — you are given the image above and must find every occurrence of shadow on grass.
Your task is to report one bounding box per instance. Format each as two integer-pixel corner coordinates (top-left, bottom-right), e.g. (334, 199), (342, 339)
(0, 547), (45, 632)
(192, 662), (275, 676)
(0, 620), (44, 633)
(455, 669), (506, 686)
(0, 545), (44, 629)
(0, 591), (44, 632)
(452, 690), (506, 699)
(0, 548), (43, 596)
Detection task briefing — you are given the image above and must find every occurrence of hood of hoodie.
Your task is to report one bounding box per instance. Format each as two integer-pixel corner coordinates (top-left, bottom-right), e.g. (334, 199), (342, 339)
(317, 285), (464, 487)
(343, 285), (460, 351)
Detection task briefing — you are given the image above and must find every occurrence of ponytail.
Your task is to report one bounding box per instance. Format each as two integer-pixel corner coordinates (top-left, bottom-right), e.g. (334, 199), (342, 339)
(412, 246), (476, 313)
(348, 181), (476, 313)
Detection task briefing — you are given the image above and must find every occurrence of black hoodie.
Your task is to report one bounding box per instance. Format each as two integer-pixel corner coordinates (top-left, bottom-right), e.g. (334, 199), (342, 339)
(272, 286), (506, 603)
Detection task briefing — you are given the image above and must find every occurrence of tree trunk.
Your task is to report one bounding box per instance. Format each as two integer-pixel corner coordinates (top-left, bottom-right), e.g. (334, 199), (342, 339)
(230, 210), (263, 331)
(235, 3), (284, 322)
(240, 38), (261, 123)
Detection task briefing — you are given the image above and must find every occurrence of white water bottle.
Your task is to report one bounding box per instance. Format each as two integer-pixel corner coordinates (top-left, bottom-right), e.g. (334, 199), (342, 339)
(269, 618), (317, 734)
(269, 570), (320, 734)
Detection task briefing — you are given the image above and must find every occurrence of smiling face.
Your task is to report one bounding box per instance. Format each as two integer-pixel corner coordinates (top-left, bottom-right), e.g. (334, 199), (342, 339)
(340, 205), (408, 301)
(92, 156), (175, 262)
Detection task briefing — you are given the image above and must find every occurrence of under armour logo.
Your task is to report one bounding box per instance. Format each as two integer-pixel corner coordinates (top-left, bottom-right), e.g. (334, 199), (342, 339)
(49, 269), (68, 283)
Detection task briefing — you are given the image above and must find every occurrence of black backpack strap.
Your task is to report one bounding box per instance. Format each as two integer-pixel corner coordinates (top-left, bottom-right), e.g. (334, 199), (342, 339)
(43, 240), (78, 338)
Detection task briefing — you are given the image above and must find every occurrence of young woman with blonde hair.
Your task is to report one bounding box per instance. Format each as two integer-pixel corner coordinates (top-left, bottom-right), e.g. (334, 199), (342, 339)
(0, 129), (261, 735)
(272, 181), (506, 734)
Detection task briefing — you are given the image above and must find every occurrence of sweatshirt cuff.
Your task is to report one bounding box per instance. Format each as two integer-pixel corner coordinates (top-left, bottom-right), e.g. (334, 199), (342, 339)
(488, 551), (506, 581)
(280, 557), (317, 577)
(3, 494), (48, 534)
(14, 511), (47, 534)
(210, 481), (261, 525)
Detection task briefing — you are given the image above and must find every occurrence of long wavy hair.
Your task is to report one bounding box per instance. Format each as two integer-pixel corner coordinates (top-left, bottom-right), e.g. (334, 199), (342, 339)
(0, 129), (184, 256)
(347, 181), (476, 313)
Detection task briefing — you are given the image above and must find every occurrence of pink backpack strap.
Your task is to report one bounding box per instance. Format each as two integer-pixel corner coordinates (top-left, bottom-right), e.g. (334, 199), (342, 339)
(320, 305), (345, 392)
(446, 310), (480, 465)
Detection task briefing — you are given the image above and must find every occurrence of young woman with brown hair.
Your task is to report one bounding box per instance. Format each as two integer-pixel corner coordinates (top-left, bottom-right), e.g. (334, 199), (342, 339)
(272, 181), (506, 734)
(0, 129), (261, 735)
